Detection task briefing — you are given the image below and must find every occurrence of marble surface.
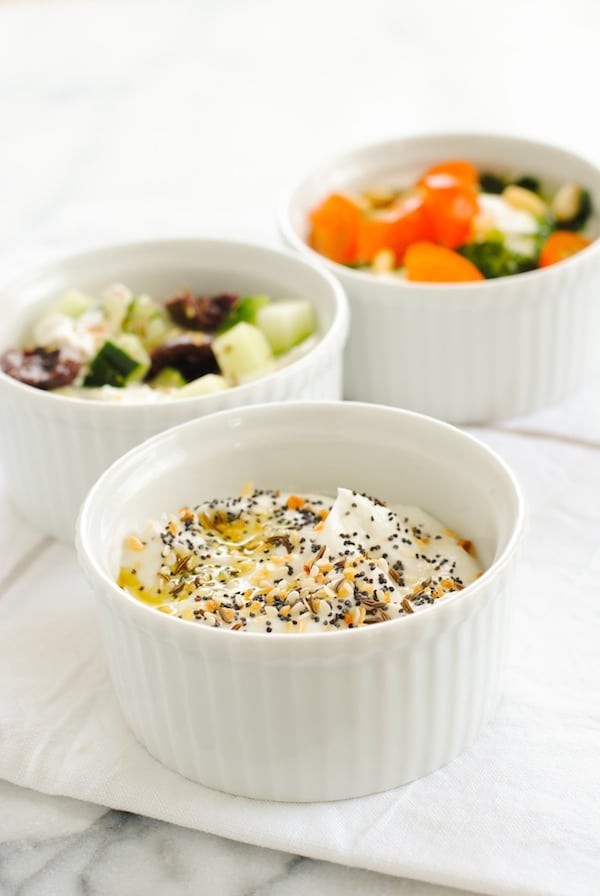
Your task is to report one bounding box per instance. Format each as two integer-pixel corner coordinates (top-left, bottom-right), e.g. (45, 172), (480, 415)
(0, 780), (477, 895)
(1, 0), (600, 894)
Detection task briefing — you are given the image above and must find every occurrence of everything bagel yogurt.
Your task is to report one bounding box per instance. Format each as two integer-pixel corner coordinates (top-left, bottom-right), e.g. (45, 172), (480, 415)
(118, 487), (481, 632)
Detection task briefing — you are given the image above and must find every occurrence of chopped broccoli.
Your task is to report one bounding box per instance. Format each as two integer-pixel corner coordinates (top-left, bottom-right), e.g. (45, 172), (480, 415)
(458, 239), (536, 279)
(513, 175), (540, 193)
(480, 173), (505, 194)
(479, 173), (542, 196)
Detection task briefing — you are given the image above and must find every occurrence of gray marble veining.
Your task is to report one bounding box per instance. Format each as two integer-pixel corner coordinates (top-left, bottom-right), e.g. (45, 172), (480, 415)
(0, 782), (471, 896)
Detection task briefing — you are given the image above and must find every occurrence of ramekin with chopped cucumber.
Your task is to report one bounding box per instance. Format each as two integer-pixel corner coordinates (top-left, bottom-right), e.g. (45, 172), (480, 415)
(0, 238), (348, 540)
(1, 283), (316, 400)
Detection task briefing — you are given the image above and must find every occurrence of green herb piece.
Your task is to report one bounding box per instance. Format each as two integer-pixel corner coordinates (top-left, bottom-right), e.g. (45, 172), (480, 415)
(532, 213), (556, 256)
(218, 295), (270, 333)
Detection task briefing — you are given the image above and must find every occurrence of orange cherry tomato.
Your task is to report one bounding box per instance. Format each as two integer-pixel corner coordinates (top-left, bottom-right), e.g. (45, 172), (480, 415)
(357, 193), (432, 264)
(419, 159), (479, 188)
(421, 178), (480, 250)
(308, 193), (362, 264)
(405, 242), (485, 282)
(539, 231), (591, 267)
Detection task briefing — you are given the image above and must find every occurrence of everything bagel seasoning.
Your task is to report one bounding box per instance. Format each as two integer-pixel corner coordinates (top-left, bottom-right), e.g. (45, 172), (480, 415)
(118, 486), (481, 633)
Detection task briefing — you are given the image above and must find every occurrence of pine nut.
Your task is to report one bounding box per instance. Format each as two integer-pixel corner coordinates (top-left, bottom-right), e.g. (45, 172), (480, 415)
(503, 185), (548, 218)
(551, 182), (583, 223)
(363, 187), (398, 209)
(372, 248), (396, 273)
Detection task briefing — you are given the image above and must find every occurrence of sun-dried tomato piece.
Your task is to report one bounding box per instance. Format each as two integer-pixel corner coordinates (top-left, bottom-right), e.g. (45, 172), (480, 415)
(148, 335), (219, 381)
(165, 291), (238, 331)
(1, 347), (81, 390)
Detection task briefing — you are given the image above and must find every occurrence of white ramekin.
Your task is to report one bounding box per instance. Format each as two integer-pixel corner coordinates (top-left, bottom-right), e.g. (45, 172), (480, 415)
(0, 239), (348, 541)
(279, 133), (600, 424)
(76, 401), (525, 802)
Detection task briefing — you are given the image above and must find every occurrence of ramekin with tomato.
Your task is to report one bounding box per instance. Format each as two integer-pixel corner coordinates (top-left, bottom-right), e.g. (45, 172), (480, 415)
(308, 158), (593, 282)
(280, 134), (600, 423)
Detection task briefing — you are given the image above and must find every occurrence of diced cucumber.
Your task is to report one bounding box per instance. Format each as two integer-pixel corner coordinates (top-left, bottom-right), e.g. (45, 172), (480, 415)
(218, 294), (270, 333)
(114, 334), (150, 382)
(53, 289), (95, 318)
(212, 322), (273, 382)
(102, 284), (133, 331)
(84, 341), (141, 388)
(124, 294), (172, 349)
(256, 299), (315, 355)
(177, 373), (229, 397)
(83, 335), (149, 388)
(150, 366), (187, 390)
(146, 315), (173, 347)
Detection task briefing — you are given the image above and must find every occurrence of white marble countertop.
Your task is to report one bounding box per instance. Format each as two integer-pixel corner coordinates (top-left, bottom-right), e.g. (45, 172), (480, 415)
(1, 779), (479, 896)
(1, 1), (600, 893)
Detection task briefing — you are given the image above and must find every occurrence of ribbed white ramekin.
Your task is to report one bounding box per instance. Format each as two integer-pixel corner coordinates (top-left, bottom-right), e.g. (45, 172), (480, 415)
(279, 133), (600, 423)
(0, 240), (348, 541)
(76, 401), (525, 802)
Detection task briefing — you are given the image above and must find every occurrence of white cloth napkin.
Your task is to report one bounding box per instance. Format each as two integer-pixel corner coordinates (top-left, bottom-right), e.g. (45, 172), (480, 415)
(1, 426), (599, 896)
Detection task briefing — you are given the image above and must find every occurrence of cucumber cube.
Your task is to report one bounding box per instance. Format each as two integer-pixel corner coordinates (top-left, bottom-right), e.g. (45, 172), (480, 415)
(256, 299), (314, 355)
(124, 294), (171, 349)
(83, 340), (142, 388)
(177, 373), (229, 397)
(53, 289), (95, 318)
(212, 322), (273, 382)
(102, 283), (133, 331)
(114, 334), (151, 382)
(149, 366), (187, 390)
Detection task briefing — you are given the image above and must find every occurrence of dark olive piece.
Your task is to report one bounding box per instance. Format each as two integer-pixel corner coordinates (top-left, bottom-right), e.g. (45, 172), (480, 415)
(148, 335), (219, 381)
(166, 291), (238, 331)
(1, 347), (81, 390)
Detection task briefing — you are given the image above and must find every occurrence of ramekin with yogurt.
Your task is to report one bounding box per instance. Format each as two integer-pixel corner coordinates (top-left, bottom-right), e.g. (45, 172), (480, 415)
(77, 401), (525, 801)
